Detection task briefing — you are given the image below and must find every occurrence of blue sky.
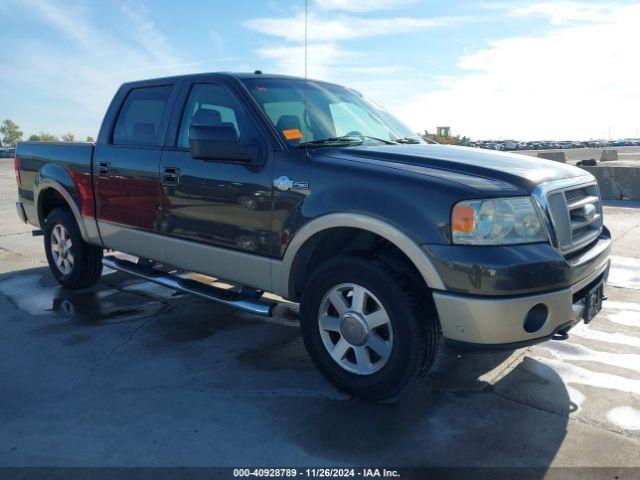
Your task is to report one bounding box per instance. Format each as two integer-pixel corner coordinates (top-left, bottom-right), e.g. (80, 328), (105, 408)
(1, 0), (639, 140)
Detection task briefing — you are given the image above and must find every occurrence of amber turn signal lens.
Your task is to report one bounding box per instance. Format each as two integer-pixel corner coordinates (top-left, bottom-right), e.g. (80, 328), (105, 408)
(452, 204), (475, 233)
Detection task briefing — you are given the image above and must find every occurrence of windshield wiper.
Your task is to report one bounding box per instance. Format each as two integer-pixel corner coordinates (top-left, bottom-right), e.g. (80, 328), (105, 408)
(359, 135), (398, 145)
(297, 137), (364, 148)
(297, 135), (397, 148)
(394, 137), (421, 144)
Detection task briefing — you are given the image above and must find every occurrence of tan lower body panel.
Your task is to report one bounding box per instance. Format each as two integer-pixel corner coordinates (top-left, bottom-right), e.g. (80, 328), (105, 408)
(97, 220), (272, 293)
(433, 288), (580, 345)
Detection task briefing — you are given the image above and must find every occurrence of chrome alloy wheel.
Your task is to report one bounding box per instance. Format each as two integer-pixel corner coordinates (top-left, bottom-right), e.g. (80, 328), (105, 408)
(51, 224), (74, 275)
(318, 283), (393, 375)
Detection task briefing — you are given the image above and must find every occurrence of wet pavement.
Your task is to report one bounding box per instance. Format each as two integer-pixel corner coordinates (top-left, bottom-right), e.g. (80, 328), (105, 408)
(1, 159), (640, 469)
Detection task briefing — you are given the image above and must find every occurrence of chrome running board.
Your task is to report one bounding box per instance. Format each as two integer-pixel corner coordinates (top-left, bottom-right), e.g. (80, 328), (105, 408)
(102, 256), (276, 317)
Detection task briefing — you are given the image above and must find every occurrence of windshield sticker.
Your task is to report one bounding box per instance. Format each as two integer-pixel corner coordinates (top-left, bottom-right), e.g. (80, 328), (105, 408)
(282, 129), (303, 141)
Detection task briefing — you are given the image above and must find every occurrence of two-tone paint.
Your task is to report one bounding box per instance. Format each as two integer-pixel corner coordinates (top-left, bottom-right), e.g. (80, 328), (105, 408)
(15, 72), (611, 347)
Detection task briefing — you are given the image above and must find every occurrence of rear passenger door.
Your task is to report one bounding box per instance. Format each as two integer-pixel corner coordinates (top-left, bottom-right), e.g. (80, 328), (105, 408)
(159, 80), (273, 290)
(94, 83), (178, 261)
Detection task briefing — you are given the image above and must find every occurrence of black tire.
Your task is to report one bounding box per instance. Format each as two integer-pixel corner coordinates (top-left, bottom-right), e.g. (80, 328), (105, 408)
(44, 207), (103, 289)
(300, 253), (440, 402)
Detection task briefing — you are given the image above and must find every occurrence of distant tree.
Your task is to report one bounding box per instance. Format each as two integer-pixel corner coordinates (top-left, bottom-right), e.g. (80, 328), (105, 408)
(0, 119), (23, 147)
(29, 132), (58, 142)
(62, 133), (76, 142)
(40, 132), (58, 141)
(86, 136), (95, 143)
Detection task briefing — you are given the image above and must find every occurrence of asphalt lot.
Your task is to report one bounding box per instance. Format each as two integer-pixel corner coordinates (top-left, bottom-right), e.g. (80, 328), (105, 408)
(1, 159), (639, 471)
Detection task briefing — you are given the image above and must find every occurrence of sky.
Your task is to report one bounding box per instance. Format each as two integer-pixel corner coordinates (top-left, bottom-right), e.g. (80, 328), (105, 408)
(0, 0), (639, 141)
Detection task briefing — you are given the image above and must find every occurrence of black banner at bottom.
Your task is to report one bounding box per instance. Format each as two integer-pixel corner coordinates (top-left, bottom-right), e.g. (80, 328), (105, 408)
(0, 467), (637, 480)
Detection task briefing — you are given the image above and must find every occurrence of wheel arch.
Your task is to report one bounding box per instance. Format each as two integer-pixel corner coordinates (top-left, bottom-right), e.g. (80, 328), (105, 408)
(35, 179), (90, 242)
(275, 213), (446, 300)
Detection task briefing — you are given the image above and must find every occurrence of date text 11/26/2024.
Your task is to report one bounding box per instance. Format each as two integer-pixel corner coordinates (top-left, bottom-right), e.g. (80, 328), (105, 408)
(233, 468), (401, 478)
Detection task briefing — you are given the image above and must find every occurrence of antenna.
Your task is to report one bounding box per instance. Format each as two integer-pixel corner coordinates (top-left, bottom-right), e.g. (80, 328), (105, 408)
(304, 0), (310, 160)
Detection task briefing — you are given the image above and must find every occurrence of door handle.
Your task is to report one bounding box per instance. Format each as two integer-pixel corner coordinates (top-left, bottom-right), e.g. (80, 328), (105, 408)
(162, 167), (181, 186)
(97, 161), (111, 176)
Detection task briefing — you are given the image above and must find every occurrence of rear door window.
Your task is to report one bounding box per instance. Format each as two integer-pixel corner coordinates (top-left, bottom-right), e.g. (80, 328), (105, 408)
(112, 85), (172, 146)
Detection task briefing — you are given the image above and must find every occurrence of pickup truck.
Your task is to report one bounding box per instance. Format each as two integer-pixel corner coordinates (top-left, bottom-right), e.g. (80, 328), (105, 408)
(15, 72), (611, 401)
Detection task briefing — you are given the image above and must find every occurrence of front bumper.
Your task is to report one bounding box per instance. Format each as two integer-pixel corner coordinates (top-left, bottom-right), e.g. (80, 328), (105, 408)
(433, 258), (610, 348)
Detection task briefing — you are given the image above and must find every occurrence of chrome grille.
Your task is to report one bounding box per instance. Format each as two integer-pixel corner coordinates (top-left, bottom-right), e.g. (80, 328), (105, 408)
(564, 187), (589, 204)
(536, 179), (603, 254)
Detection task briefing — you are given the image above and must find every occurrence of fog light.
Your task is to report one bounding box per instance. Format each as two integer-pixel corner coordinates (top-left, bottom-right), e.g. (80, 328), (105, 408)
(524, 304), (548, 333)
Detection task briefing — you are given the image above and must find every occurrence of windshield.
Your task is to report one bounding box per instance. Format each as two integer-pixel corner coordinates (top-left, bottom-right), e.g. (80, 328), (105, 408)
(242, 78), (424, 147)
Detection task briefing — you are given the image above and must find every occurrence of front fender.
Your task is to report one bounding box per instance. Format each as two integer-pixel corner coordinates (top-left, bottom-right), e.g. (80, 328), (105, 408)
(274, 152), (478, 256)
(270, 151), (483, 298)
(272, 213), (447, 298)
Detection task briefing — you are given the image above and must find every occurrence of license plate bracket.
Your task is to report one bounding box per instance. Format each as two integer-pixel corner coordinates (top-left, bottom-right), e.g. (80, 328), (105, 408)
(583, 281), (604, 324)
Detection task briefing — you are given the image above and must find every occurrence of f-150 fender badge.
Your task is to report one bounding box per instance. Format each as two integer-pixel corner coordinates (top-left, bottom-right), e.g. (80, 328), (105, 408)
(273, 176), (309, 191)
(292, 181), (309, 190)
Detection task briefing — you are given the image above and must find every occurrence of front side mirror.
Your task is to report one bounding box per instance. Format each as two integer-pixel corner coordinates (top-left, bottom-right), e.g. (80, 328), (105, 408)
(189, 124), (259, 164)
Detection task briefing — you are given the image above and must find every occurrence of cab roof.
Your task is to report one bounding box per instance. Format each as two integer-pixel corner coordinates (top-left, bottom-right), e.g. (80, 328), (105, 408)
(121, 71), (341, 89)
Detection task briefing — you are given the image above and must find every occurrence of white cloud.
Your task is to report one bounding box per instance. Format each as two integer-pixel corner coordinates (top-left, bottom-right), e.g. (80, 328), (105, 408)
(253, 43), (417, 106)
(314, 0), (416, 12)
(18, 0), (93, 48)
(2, 0), (239, 138)
(112, 57), (241, 76)
(256, 43), (351, 79)
(506, 1), (620, 25)
(120, 1), (178, 63)
(393, 3), (640, 139)
(245, 9), (469, 82)
(244, 12), (465, 43)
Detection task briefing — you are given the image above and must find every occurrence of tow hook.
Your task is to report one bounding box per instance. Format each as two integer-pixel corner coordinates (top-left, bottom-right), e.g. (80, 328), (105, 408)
(550, 321), (575, 341)
(551, 330), (570, 341)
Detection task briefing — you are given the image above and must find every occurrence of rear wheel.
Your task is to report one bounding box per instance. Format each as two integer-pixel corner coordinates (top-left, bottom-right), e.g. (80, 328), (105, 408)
(300, 254), (440, 402)
(44, 207), (103, 289)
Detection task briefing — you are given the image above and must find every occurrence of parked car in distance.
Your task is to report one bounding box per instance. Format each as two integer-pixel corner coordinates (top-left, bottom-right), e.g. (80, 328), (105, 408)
(14, 72), (610, 401)
(0, 148), (15, 158)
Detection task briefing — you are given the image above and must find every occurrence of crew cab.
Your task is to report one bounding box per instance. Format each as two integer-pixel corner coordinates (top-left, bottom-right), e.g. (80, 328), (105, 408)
(14, 72), (611, 401)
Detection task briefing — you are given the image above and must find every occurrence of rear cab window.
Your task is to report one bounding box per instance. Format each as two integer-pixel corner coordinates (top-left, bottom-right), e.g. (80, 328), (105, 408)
(112, 85), (172, 146)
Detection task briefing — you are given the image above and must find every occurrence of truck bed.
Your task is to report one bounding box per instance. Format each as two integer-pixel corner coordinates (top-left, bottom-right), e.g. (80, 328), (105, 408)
(16, 141), (96, 228)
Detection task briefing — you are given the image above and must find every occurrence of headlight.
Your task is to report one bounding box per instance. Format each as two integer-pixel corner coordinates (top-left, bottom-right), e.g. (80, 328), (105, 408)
(452, 197), (547, 245)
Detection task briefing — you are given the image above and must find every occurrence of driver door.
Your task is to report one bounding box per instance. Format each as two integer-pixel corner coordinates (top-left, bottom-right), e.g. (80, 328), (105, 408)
(159, 80), (273, 290)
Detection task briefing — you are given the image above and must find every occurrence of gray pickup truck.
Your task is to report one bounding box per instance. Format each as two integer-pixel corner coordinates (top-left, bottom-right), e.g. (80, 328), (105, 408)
(15, 72), (610, 401)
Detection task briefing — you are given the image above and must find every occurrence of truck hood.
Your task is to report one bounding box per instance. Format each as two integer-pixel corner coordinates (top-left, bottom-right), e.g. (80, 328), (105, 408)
(338, 144), (593, 194)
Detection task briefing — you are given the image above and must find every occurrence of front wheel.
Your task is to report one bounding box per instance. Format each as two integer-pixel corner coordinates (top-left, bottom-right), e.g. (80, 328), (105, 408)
(44, 207), (103, 289)
(300, 254), (440, 402)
